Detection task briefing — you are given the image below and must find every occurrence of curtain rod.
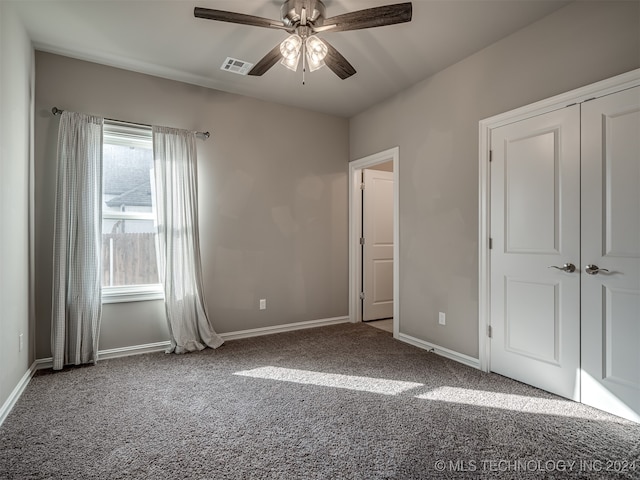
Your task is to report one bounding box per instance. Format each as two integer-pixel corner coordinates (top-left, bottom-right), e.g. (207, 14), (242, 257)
(51, 107), (210, 139)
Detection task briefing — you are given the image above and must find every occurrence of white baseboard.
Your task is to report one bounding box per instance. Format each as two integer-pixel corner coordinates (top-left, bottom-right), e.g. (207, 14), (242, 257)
(94, 317), (351, 355)
(397, 332), (480, 369)
(219, 316), (350, 341)
(34, 340), (172, 370)
(0, 362), (38, 427)
(33, 357), (53, 370)
(97, 341), (172, 360)
(32, 317), (351, 369)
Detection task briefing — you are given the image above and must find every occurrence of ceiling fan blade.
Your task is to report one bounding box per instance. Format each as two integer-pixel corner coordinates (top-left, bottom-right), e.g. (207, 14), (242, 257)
(194, 7), (288, 31)
(248, 44), (283, 76)
(320, 2), (412, 33)
(322, 39), (356, 80)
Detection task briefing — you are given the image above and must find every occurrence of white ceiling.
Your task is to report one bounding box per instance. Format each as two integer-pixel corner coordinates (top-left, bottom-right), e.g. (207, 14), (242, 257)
(11, 0), (570, 117)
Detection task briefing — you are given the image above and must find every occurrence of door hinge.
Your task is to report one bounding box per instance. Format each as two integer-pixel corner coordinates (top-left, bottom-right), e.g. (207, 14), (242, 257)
(359, 292), (365, 300)
(487, 325), (492, 338)
(359, 237), (365, 245)
(489, 238), (493, 249)
(489, 150), (493, 162)
(360, 182), (365, 190)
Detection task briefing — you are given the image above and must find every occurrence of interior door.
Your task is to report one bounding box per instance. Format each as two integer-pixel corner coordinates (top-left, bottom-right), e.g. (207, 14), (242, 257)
(490, 105), (581, 400)
(581, 86), (640, 422)
(362, 168), (394, 321)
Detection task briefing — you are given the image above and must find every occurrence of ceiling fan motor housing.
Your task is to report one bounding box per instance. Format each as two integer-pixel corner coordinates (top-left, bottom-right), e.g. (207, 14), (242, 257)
(281, 0), (326, 29)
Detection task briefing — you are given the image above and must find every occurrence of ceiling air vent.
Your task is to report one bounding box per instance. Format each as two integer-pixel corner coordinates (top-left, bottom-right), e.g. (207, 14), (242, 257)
(221, 57), (254, 75)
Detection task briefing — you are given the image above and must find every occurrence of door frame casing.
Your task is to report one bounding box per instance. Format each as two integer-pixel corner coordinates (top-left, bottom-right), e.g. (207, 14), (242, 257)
(349, 147), (399, 337)
(478, 68), (640, 373)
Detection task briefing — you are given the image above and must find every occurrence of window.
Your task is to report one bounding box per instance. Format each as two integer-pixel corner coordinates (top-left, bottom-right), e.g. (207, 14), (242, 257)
(101, 121), (162, 303)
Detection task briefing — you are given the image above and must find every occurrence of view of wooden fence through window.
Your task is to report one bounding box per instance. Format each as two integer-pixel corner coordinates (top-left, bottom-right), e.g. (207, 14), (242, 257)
(102, 233), (159, 286)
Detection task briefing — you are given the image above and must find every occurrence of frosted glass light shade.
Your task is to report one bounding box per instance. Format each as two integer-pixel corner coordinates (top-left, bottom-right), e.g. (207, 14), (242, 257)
(281, 53), (301, 71)
(306, 36), (327, 72)
(280, 34), (302, 71)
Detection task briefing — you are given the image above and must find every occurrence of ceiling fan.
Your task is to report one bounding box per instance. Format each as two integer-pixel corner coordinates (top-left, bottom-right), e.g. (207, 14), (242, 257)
(194, 1), (412, 80)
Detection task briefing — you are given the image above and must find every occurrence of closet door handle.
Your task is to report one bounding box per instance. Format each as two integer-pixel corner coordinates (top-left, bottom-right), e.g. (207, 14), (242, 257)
(548, 263), (576, 273)
(585, 264), (609, 275)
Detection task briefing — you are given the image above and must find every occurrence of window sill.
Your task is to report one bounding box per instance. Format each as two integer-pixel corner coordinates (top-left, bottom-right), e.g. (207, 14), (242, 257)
(102, 284), (164, 304)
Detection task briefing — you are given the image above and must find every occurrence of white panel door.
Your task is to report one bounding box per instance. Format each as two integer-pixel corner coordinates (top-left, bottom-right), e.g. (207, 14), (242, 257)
(363, 169), (394, 321)
(581, 86), (640, 422)
(490, 105), (581, 400)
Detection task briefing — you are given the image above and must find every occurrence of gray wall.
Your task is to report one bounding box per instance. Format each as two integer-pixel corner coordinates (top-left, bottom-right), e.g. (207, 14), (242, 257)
(350, 1), (640, 358)
(0, 3), (33, 408)
(34, 53), (349, 359)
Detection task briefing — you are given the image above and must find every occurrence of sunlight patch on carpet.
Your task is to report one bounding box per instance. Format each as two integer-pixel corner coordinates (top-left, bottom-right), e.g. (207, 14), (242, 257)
(415, 386), (597, 419)
(234, 366), (423, 395)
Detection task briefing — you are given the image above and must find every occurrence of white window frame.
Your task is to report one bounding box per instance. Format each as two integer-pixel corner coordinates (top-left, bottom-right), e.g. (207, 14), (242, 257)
(101, 121), (163, 304)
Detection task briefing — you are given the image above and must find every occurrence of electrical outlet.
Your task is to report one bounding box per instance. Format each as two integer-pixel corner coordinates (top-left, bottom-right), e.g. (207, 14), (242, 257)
(19, 333), (24, 352)
(259, 299), (266, 310)
(438, 312), (446, 326)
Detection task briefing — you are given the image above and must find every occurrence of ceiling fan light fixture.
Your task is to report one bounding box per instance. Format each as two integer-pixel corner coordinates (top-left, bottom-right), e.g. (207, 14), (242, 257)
(281, 53), (301, 71)
(307, 56), (325, 72)
(305, 36), (327, 72)
(195, 1), (413, 80)
(280, 33), (302, 71)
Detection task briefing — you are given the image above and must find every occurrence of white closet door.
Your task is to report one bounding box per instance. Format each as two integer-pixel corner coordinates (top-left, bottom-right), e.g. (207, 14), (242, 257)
(362, 169), (394, 321)
(490, 105), (581, 400)
(581, 86), (640, 422)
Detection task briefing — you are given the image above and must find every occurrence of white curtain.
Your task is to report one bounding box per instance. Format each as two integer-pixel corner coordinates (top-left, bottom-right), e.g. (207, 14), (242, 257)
(152, 126), (223, 353)
(51, 111), (104, 371)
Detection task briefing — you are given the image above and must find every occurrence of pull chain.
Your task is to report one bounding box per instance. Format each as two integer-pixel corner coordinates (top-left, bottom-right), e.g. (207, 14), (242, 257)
(302, 41), (306, 85)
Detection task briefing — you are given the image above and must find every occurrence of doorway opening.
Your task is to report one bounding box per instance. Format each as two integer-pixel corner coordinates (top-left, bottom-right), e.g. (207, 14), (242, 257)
(349, 147), (399, 338)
